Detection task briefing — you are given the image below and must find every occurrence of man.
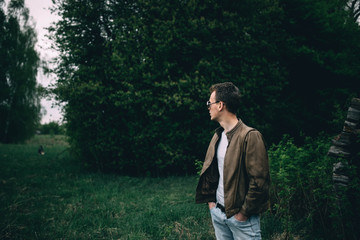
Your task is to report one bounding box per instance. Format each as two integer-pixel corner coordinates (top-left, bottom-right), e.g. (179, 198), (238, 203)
(196, 82), (270, 240)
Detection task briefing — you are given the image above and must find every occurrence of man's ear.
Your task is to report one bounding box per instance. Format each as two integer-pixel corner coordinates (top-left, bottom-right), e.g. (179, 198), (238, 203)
(218, 101), (225, 111)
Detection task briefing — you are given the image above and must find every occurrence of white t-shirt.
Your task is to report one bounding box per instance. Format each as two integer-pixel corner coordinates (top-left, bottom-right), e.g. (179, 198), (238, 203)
(216, 131), (228, 206)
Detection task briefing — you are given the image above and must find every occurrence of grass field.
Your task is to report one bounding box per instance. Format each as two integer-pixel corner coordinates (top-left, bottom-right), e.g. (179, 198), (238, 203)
(0, 135), (215, 239)
(0, 135), (278, 240)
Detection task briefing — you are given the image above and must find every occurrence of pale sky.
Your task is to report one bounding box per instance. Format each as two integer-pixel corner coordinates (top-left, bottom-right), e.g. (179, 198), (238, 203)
(24, 0), (63, 124)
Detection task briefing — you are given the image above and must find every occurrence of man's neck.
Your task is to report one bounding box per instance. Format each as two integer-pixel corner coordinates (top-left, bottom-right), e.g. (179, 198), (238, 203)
(219, 115), (239, 133)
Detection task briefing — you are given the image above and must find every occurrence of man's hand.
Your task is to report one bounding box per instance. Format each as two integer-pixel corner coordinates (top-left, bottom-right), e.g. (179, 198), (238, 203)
(234, 212), (248, 222)
(208, 202), (216, 209)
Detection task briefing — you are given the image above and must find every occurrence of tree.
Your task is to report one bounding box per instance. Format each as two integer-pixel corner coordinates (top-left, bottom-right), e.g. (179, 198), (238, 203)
(39, 121), (64, 135)
(50, 0), (287, 175)
(273, 0), (360, 141)
(50, 0), (360, 175)
(0, 0), (41, 143)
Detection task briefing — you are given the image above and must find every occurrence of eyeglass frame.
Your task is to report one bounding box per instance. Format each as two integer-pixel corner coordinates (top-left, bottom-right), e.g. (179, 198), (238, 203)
(206, 100), (220, 108)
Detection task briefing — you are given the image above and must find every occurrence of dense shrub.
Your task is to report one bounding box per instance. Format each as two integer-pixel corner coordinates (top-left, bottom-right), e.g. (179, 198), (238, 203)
(50, 0), (359, 175)
(51, 0), (288, 175)
(267, 135), (360, 239)
(39, 122), (65, 135)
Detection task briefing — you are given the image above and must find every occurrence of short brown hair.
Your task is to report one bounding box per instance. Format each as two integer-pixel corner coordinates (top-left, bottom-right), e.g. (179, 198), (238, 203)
(209, 82), (242, 114)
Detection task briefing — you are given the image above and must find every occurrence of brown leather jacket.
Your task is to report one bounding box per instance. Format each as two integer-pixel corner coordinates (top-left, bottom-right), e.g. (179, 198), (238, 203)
(195, 120), (270, 218)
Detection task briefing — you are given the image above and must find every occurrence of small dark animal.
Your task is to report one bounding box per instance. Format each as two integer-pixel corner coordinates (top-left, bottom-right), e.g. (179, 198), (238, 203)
(38, 145), (45, 155)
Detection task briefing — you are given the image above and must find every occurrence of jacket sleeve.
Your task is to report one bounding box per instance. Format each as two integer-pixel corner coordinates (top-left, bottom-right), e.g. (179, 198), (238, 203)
(240, 130), (270, 217)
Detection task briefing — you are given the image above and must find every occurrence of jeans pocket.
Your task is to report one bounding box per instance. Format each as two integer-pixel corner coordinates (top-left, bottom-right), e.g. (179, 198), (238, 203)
(230, 215), (251, 226)
(227, 215), (260, 239)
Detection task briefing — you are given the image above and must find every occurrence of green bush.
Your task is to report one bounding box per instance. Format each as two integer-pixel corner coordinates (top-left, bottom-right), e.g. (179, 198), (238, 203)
(39, 122), (65, 135)
(50, 0), (359, 176)
(52, 0), (288, 176)
(267, 135), (360, 239)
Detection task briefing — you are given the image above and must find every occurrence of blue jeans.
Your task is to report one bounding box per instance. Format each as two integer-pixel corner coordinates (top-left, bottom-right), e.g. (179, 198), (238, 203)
(210, 206), (261, 240)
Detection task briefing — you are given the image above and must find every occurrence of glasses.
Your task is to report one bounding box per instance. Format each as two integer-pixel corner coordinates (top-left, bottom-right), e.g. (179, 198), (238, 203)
(206, 100), (220, 108)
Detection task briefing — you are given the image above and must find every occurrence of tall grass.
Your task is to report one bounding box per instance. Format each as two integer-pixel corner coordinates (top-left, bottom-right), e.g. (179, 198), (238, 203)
(5, 135), (350, 239)
(0, 135), (214, 239)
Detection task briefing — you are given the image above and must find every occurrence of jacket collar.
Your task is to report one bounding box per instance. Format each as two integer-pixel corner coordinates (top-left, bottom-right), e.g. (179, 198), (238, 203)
(215, 119), (243, 141)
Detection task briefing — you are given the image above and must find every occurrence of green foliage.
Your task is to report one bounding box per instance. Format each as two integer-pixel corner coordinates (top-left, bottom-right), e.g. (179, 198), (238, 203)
(272, 0), (360, 141)
(1, 135), (360, 239)
(49, 0), (360, 175)
(39, 121), (65, 135)
(0, 141), (214, 239)
(0, 0), (41, 143)
(268, 135), (360, 239)
(50, 0), (288, 175)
